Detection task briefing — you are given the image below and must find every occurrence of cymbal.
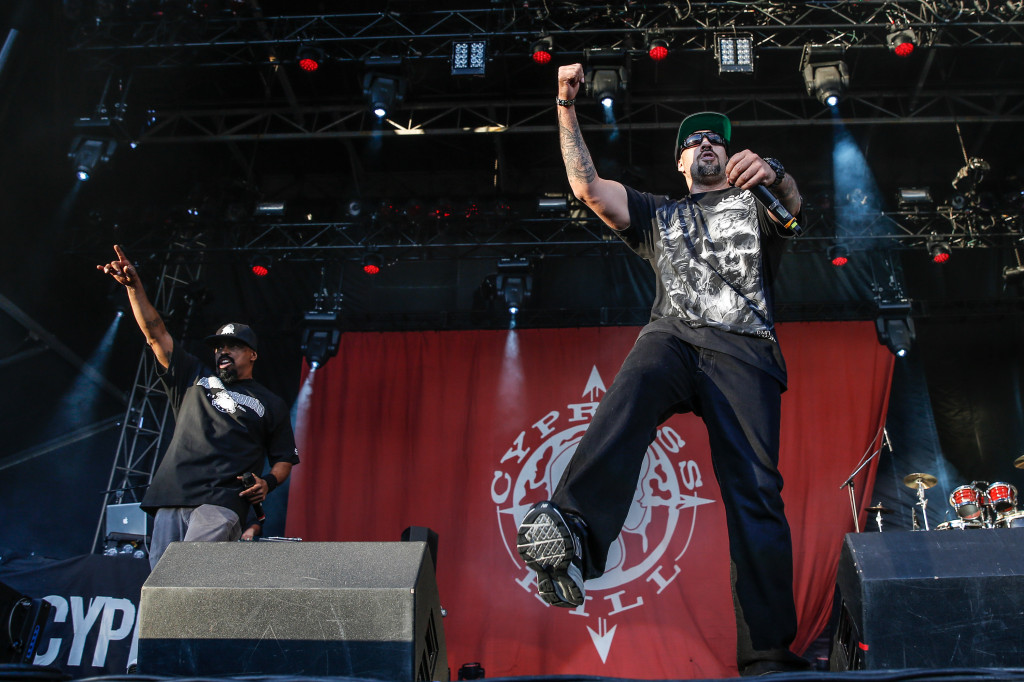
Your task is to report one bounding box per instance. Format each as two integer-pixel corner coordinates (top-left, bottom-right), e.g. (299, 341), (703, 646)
(866, 504), (894, 514)
(903, 473), (938, 488)
(1015, 454), (1024, 470)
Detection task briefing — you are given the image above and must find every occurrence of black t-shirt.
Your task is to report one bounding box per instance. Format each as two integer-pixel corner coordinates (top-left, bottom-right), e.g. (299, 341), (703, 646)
(140, 345), (300, 520)
(620, 185), (792, 386)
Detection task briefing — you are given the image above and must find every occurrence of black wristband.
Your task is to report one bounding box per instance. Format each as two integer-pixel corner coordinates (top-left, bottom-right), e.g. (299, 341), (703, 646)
(556, 97), (575, 107)
(764, 157), (785, 188)
(264, 473), (279, 493)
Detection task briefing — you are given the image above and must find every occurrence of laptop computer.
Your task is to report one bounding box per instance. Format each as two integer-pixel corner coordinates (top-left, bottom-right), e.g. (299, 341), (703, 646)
(106, 502), (149, 539)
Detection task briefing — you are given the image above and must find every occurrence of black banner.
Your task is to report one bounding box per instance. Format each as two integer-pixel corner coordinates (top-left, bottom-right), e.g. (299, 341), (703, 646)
(0, 554), (148, 676)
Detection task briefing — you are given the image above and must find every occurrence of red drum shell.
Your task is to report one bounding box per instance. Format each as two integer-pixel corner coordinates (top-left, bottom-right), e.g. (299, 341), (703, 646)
(950, 485), (984, 520)
(987, 482), (1018, 513)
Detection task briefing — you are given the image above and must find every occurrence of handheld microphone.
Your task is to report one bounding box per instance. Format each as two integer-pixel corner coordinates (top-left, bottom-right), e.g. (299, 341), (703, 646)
(242, 473), (266, 523)
(750, 184), (801, 236)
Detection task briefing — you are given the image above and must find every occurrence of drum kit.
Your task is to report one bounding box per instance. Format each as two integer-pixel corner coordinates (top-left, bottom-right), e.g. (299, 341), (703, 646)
(871, 459), (1024, 531)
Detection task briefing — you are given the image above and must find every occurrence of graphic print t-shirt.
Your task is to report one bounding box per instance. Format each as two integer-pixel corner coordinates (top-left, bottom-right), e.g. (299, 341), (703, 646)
(140, 346), (299, 520)
(619, 185), (792, 386)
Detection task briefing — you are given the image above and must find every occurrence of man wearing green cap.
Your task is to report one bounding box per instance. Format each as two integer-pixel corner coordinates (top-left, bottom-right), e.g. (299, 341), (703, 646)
(99, 245), (299, 570)
(516, 64), (807, 676)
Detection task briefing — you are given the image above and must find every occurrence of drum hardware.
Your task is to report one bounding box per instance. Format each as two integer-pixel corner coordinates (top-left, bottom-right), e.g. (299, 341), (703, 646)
(903, 473), (938, 531)
(1013, 454), (1024, 470)
(865, 503), (893, 532)
(997, 510), (1024, 528)
(935, 519), (984, 530)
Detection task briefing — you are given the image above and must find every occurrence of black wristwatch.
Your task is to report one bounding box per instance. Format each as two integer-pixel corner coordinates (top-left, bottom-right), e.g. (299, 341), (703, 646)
(764, 157), (785, 188)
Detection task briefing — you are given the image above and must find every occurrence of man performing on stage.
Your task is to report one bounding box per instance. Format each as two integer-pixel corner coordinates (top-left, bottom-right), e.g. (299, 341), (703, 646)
(516, 64), (808, 676)
(99, 245), (299, 570)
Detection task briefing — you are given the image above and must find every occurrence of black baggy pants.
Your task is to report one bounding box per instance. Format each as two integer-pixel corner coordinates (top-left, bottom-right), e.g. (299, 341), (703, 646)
(551, 331), (800, 671)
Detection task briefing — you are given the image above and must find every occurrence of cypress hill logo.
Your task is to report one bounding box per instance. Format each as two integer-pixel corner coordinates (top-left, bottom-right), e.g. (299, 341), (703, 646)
(490, 366), (716, 662)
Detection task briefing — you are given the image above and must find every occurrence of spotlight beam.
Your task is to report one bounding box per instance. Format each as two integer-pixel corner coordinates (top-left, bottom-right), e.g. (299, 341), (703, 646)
(0, 293), (127, 405)
(0, 416), (122, 472)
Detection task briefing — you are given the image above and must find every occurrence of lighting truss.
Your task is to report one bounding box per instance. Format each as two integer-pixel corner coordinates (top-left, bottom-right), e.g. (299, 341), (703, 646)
(129, 87), (1024, 144)
(66, 202), (1024, 266)
(66, 4), (1024, 72)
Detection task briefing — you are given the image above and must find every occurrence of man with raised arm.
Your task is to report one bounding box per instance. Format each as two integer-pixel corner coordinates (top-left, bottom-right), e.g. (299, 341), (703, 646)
(99, 245), (299, 570)
(515, 64), (808, 676)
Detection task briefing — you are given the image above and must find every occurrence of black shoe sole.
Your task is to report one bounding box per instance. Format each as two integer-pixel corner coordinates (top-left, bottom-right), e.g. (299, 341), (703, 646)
(516, 502), (585, 607)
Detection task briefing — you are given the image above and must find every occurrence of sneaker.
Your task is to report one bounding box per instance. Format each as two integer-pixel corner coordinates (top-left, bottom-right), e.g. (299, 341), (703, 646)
(516, 501), (585, 607)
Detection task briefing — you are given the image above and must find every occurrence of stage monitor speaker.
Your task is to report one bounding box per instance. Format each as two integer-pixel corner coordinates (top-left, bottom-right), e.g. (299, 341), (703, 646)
(1, 581), (52, 665)
(139, 541), (447, 680)
(832, 528), (1024, 670)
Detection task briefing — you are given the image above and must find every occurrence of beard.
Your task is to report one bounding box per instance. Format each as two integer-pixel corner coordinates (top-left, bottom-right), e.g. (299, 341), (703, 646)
(696, 159), (723, 178)
(217, 355), (238, 384)
(218, 366), (238, 383)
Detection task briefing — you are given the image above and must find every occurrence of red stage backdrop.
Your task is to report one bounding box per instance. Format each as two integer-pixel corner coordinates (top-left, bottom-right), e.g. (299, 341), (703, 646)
(286, 322), (893, 679)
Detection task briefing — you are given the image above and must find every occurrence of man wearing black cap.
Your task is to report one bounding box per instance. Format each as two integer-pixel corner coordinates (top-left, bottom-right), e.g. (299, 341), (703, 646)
(99, 245), (299, 570)
(516, 65), (807, 676)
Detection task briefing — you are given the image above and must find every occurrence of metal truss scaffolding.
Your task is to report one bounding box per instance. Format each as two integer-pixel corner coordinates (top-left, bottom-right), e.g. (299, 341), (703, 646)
(90, 234), (206, 554)
(67, 3), (1024, 69)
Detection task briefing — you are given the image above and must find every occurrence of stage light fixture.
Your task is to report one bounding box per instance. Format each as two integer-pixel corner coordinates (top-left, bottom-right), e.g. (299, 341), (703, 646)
(68, 137), (116, 181)
(887, 26), (917, 57)
(928, 238), (951, 264)
(531, 36), (553, 65)
(800, 44), (848, 107)
(896, 187), (933, 207)
(249, 254), (272, 277)
(362, 251), (383, 275)
(875, 301), (915, 358)
(647, 38), (669, 62)
(716, 34), (755, 74)
(495, 257), (533, 327)
(587, 67), (625, 109)
(297, 45), (325, 72)
(254, 201), (286, 217)
(828, 244), (850, 267)
(301, 311), (341, 370)
(363, 72), (405, 120)
(452, 39), (487, 75)
(537, 195), (569, 212)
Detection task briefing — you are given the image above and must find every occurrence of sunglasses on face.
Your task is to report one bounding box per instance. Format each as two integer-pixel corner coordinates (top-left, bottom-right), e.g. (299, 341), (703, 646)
(681, 131), (727, 149)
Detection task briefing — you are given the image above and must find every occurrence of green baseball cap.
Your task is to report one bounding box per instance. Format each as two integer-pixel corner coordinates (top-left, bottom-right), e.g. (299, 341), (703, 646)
(675, 111), (732, 161)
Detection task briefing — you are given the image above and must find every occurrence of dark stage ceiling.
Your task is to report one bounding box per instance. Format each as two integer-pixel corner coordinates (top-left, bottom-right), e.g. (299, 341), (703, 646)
(2, 0), (1024, 393)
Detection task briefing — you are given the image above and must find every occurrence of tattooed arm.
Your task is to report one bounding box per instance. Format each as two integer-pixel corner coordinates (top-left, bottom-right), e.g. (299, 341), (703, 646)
(557, 64), (630, 231)
(97, 244), (174, 368)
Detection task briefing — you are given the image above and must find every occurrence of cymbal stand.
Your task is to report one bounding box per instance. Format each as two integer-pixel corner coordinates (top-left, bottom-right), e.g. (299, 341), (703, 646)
(914, 479), (930, 530)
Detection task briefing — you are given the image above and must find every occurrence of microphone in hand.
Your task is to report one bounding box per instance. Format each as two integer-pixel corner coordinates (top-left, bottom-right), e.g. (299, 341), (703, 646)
(241, 472), (266, 523)
(750, 184), (801, 236)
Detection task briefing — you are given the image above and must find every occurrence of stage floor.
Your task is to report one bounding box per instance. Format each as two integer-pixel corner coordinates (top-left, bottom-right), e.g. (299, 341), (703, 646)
(7, 665), (1024, 682)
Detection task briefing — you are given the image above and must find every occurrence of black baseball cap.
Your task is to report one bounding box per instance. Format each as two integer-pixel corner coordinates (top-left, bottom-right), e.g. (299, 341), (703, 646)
(675, 111), (732, 161)
(204, 322), (258, 352)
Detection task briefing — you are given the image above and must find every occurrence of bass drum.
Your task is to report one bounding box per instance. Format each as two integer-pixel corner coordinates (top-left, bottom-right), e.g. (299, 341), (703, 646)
(935, 519), (984, 530)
